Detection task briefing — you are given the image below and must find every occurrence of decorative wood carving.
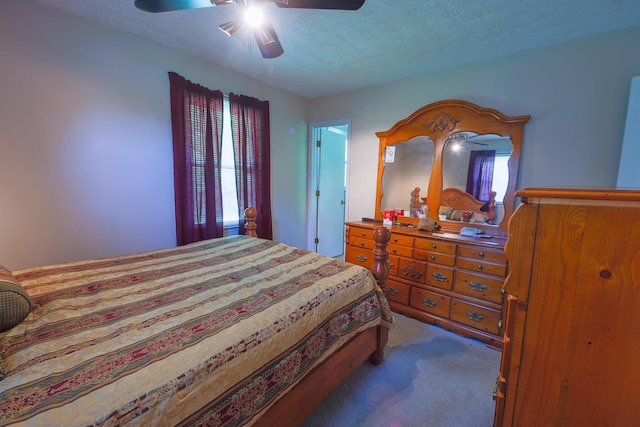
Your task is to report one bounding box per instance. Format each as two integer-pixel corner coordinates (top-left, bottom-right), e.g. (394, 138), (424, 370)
(427, 112), (459, 133)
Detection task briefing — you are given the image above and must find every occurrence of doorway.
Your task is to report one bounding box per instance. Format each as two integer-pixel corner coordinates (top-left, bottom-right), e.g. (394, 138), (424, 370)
(307, 120), (350, 258)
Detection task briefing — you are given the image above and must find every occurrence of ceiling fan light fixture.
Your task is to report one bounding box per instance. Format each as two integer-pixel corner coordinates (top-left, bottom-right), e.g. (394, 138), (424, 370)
(447, 133), (468, 143)
(243, 5), (265, 28)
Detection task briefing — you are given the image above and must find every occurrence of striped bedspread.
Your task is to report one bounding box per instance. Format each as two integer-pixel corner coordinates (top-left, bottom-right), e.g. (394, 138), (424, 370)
(0, 236), (392, 426)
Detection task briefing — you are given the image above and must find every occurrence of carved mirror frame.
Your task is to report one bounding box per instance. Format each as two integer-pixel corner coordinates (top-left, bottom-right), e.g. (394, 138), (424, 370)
(374, 100), (530, 236)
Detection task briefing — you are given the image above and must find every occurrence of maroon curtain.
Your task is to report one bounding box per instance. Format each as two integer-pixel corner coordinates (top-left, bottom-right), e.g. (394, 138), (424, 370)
(466, 150), (496, 202)
(169, 72), (224, 245)
(229, 93), (273, 239)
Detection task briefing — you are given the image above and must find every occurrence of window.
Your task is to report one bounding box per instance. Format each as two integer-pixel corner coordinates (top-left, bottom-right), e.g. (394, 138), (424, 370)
(189, 103), (207, 226)
(220, 98), (239, 225)
(189, 99), (239, 227)
(169, 71), (273, 243)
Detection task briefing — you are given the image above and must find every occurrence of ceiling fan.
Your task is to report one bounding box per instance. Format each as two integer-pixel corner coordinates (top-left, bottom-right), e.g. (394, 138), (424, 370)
(134, 0), (366, 59)
(446, 133), (489, 147)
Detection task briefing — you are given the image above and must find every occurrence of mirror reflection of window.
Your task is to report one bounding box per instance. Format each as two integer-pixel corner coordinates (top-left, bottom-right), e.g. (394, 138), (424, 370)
(492, 153), (510, 202)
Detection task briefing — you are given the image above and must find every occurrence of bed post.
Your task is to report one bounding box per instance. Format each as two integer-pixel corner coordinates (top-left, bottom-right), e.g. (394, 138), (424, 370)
(244, 207), (258, 237)
(370, 226), (390, 292)
(369, 225), (390, 366)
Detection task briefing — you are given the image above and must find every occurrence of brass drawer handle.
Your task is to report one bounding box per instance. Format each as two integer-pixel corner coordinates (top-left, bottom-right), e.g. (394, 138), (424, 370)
(477, 264), (484, 270)
(466, 311), (485, 322)
(401, 264), (423, 279)
(432, 272), (447, 282)
(361, 231), (366, 236)
(360, 241), (365, 246)
(479, 252), (485, 257)
(432, 243), (437, 249)
(430, 255), (436, 261)
(357, 254), (368, 262)
(392, 248), (397, 253)
(388, 287), (398, 296)
(393, 237), (398, 243)
(469, 281), (488, 292)
(423, 297), (437, 308)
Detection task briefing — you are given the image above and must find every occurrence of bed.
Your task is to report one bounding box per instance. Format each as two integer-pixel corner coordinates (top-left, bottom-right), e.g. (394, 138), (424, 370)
(0, 209), (392, 426)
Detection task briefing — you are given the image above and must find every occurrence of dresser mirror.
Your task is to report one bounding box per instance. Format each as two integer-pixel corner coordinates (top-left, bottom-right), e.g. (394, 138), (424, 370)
(380, 136), (434, 213)
(442, 132), (513, 226)
(375, 100), (530, 236)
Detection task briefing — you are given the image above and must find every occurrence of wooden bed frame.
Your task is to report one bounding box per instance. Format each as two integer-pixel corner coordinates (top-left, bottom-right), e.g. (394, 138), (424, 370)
(242, 208), (391, 426)
(441, 187), (496, 224)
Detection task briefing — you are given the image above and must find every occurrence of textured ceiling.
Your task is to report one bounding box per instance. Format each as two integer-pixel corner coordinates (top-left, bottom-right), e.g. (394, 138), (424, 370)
(35, 0), (640, 98)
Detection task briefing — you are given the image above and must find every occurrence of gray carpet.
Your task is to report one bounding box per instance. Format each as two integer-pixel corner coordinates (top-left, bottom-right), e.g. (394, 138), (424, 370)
(301, 314), (501, 427)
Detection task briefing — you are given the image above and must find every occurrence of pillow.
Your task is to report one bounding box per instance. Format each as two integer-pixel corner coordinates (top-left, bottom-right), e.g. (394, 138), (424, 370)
(438, 206), (453, 216)
(470, 212), (489, 224)
(448, 209), (464, 221)
(0, 265), (31, 333)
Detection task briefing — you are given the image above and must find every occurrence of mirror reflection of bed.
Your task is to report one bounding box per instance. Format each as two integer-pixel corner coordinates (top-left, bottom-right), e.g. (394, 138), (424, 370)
(441, 132), (513, 226)
(439, 187), (496, 225)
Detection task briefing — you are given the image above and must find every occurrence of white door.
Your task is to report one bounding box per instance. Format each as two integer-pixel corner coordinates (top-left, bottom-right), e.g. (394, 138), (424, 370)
(308, 122), (349, 258)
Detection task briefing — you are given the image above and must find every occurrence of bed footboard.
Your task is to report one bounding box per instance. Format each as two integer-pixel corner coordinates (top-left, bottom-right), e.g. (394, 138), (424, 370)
(241, 208), (391, 426)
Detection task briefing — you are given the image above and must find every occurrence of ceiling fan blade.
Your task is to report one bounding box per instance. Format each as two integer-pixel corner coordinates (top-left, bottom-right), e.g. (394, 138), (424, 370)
(466, 134), (489, 146)
(275, 0), (365, 10)
(218, 20), (242, 36)
(134, 0), (215, 13)
(254, 17), (284, 58)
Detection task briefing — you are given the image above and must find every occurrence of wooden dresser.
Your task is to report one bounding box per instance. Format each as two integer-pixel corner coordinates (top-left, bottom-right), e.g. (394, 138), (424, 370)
(346, 220), (507, 348)
(494, 188), (640, 426)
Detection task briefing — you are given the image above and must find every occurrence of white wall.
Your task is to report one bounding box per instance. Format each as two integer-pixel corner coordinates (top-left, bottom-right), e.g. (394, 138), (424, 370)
(0, 1), (308, 269)
(308, 26), (640, 222)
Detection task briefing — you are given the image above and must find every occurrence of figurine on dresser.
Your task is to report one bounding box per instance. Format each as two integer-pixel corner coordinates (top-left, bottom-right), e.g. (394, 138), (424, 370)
(410, 187), (426, 218)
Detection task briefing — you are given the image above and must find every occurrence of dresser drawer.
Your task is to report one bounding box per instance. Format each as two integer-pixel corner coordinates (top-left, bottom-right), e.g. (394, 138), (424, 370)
(450, 299), (501, 335)
(389, 233), (414, 247)
(454, 271), (504, 304)
(410, 287), (451, 318)
(415, 238), (456, 255)
(414, 249), (456, 266)
(345, 246), (373, 269)
(457, 245), (506, 264)
(349, 237), (375, 251)
(349, 226), (373, 241)
(426, 264), (454, 290)
(346, 247), (400, 278)
(386, 254), (399, 277)
(387, 279), (410, 305)
(456, 257), (507, 277)
(398, 258), (427, 284)
(387, 244), (413, 258)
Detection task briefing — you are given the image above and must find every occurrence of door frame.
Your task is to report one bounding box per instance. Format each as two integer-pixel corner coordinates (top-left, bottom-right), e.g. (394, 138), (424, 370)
(306, 119), (352, 253)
